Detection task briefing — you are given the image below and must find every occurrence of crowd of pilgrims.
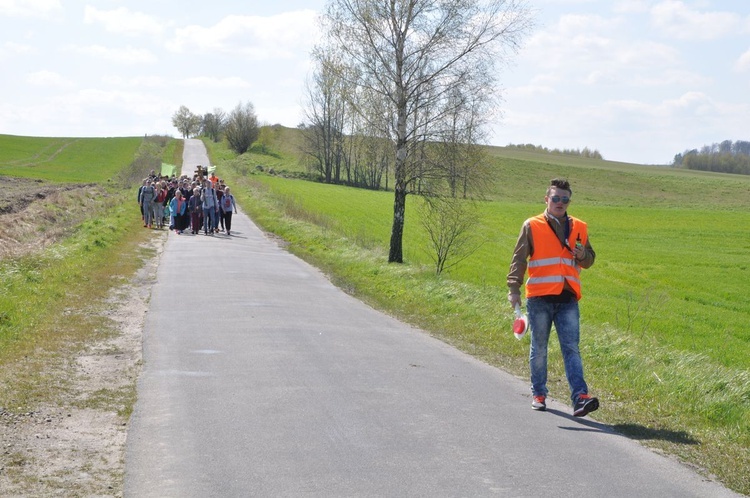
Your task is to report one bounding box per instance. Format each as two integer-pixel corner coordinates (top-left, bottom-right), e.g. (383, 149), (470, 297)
(137, 166), (238, 236)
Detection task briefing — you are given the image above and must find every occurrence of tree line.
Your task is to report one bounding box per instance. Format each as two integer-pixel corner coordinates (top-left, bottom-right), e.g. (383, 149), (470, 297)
(672, 140), (750, 175)
(506, 143), (604, 160)
(171, 103), (260, 155)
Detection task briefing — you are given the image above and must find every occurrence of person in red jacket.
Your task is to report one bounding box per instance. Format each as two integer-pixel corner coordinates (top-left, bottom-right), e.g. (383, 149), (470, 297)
(507, 178), (599, 417)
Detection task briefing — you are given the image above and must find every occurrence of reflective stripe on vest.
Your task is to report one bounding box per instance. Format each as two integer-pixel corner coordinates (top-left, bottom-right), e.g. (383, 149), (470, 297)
(526, 214), (586, 300)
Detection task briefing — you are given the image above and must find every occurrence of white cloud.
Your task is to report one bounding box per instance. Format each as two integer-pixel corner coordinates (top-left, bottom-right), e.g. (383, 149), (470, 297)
(0, 41), (35, 59)
(0, 0), (61, 18)
(65, 89), (169, 115)
(166, 10), (320, 60)
(26, 70), (73, 87)
(18, 89), (178, 135)
(650, 0), (743, 40)
(524, 14), (624, 69)
(613, 0), (651, 14)
(521, 12), (686, 91)
(735, 48), (750, 72)
(615, 40), (679, 67)
(64, 44), (158, 65)
(83, 6), (164, 37)
(178, 76), (252, 89)
(660, 91), (716, 117)
(508, 83), (556, 98)
(101, 75), (168, 88)
(630, 69), (711, 88)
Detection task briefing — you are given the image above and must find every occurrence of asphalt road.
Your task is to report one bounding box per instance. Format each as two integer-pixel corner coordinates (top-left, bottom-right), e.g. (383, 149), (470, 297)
(124, 140), (739, 497)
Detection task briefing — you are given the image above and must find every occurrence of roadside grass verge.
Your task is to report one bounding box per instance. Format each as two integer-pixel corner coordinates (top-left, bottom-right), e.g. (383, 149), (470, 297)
(0, 134), (178, 494)
(0, 190), (150, 410)
(215, 148), (749, 494)
(0, 188), (156, 495)
(164, 136), (184, 167)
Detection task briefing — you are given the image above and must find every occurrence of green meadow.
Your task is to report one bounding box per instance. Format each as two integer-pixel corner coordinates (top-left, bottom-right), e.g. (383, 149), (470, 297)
(225, 172), (750, 367)
(208, 132), (750, 494)
(0, 134), (142, 183)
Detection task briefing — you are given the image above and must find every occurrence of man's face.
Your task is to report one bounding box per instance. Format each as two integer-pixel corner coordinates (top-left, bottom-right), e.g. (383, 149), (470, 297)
(545, 187), (571, 218)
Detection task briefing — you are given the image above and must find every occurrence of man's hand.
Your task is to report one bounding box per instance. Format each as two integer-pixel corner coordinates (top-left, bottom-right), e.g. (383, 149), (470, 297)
(573, 243), (586, 261)
(508, 293), (521, 308)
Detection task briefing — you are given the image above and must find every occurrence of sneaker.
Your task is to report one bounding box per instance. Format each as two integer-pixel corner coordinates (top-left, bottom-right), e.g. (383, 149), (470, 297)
(573, 394), (599, 417)
(531, 395), (546, 411)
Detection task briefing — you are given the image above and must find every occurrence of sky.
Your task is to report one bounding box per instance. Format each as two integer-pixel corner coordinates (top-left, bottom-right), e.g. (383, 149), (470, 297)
(1, 0), (749, 165)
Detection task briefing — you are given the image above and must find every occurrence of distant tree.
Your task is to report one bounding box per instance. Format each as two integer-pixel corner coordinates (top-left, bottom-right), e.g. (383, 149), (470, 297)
(172, 105), (202, 139)
(506, 143), (603, 159)
(673, 140), (750, 175)
(301, 47), (350, 183)
(734, 140), (750, 155)
(432, 86), (492, 199)
(719, 140), (732, 154)
(202, 108), (226, 142)
(348, 132), (392, 190)
(224, 102), (259, 155)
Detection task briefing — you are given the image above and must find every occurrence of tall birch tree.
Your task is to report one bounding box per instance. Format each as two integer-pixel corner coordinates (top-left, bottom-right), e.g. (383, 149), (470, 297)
(322, 0), (533, 263)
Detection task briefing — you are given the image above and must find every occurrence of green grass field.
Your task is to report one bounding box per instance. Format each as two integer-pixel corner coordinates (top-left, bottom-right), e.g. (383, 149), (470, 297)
(0, 134), (142, 183)
(209, 130), (750, 494)
(224, 173), (750, 366)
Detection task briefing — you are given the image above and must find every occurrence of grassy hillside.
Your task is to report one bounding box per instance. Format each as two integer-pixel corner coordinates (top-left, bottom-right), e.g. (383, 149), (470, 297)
(0, 134), (143, 183)
(208, 128), (750, 495)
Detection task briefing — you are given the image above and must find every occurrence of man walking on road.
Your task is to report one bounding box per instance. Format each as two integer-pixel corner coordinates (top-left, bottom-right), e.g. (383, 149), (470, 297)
(507, 178), (599, 417)
(201, 179), (218, 235)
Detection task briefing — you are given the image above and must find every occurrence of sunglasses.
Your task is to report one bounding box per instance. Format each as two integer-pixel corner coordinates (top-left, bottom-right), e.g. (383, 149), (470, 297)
(549, 195), (570, 204)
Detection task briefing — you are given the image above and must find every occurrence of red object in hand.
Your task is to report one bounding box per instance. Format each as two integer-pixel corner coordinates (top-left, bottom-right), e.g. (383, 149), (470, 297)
(513, 304), (528, 339)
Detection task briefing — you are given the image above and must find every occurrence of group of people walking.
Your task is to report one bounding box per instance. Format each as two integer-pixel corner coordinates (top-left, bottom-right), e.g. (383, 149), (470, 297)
(137, 171), (238, 236)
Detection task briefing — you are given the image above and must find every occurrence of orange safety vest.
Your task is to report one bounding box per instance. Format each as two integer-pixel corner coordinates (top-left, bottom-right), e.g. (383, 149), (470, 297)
(526, 213), (588, 301)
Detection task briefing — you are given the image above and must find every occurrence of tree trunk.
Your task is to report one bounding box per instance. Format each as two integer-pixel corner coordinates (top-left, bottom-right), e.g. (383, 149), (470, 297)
(389, 93), (408, 263)
(389, 186), (406, 263)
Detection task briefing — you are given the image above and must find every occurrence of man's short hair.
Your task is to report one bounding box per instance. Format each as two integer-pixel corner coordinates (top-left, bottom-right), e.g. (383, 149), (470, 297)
(547, 177), (572, 196)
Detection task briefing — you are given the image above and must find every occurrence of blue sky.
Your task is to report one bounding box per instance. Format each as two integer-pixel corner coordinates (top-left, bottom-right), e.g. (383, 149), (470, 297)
(1, 0), (748, 165)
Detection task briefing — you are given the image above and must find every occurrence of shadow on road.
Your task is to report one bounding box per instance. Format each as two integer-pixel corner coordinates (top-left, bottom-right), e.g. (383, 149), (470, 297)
(545, 409), (699, 445)
(612, 423), (699, 445)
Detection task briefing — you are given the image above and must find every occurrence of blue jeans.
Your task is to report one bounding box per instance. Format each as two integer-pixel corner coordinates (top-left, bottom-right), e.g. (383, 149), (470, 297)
(527, 297), (588, 403)
(203, 207), (217, 232)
